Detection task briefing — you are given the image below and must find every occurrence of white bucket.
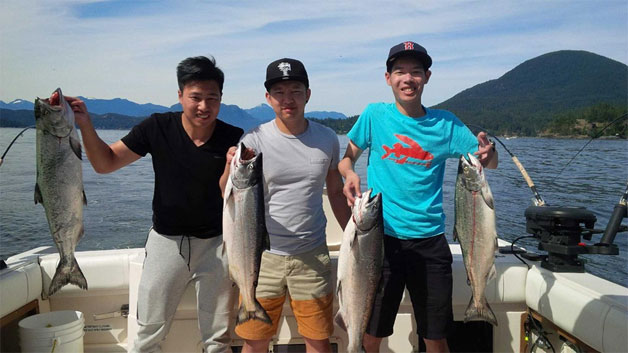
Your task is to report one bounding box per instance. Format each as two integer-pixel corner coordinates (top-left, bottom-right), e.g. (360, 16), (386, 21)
(18, 310), (84, 353)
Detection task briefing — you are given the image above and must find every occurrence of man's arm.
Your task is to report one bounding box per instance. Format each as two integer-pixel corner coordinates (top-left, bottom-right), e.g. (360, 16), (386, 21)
(338, 140), (364, 206)
(326, 168), (351, 231)
(67, 96), (141, 173)
(474, 131), (498, 169)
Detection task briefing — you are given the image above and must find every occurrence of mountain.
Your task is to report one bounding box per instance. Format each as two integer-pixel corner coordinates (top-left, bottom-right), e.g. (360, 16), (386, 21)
(305, 111), (346, 120)
(3, 50), (624, 135)
(433, 50), (628, 135)
(0, 96), (171, 117)
(0, 109), (144, 129)
(0, 99), (261, 131)
(170, 103), (261, 132)
(77, 97), (170, 117)
(0, 96), (346, 132)
(0, 99), (34, 110)
(245, 104), (275, 122)
(0, 109), (34, 127)
(245, 103), (347, 121)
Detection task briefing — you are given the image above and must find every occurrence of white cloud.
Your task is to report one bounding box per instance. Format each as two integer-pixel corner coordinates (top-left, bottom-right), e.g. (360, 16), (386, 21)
(1, 0), (626, 114)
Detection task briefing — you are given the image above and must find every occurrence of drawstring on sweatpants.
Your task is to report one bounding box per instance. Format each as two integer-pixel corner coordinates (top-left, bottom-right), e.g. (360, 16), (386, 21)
(178, 235), (191, 271)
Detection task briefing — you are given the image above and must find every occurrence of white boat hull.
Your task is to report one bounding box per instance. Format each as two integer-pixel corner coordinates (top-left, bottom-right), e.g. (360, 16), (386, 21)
(2, 196), (626, 352)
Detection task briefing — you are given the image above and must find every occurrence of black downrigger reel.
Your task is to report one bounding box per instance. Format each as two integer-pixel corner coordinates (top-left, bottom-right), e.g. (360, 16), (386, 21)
(524, 182), (627, 272)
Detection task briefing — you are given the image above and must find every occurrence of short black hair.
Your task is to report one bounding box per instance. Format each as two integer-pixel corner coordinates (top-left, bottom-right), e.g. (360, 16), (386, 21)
(176, 56), (224, 94)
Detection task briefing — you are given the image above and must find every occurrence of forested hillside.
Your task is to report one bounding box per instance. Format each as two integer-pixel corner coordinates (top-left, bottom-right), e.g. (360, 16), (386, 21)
(433, 50), (627, 136)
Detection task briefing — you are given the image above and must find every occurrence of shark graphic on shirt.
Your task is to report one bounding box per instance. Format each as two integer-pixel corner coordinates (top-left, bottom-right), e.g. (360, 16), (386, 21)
(381, 134), (433, 167)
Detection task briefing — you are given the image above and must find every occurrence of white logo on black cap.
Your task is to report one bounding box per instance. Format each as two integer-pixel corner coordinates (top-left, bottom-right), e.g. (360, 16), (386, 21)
(278, 62), (291, 76)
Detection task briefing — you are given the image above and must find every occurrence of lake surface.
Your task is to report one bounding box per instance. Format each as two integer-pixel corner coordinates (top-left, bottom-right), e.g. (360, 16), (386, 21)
(1, 128), (627, 287)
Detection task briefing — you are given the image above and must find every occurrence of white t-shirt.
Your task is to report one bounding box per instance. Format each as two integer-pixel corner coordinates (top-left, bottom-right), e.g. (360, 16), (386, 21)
(241, 119), (339, 255)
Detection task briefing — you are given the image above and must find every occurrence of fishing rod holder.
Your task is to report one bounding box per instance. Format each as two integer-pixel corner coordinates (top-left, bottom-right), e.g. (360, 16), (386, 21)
(524, 206), (620, 272)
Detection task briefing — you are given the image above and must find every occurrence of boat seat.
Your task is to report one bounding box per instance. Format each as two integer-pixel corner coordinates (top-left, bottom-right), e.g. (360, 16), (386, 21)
(322, 188), (343, 251)
(0, 260), (42, 318)
(450, 243), (529, 308)
(526, 265), (628, 353)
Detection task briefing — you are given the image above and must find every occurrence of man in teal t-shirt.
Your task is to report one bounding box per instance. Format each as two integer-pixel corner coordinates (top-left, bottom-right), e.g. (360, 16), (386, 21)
(339, 41), (498, 353)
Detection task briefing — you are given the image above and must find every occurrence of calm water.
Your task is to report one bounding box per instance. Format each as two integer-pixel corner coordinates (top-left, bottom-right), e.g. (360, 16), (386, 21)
(1, 128), (627, 287)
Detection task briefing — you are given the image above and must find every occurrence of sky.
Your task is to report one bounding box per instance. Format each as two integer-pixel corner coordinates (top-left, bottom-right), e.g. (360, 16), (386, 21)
(1, 0), (627, 116)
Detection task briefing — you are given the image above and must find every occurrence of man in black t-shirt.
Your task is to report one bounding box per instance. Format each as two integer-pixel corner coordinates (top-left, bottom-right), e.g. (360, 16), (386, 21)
(68, 56), (243, 352)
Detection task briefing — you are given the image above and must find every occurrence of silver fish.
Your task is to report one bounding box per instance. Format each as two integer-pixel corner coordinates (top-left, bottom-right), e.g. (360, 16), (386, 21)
(34, 88), (88, 296)
(335, 189), (384, 353)
(454, 153), (498, 326)
(222, 142), (271, 325)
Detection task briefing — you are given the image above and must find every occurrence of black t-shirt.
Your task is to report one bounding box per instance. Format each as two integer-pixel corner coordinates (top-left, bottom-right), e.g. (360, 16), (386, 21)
(121, 112), (243, 238)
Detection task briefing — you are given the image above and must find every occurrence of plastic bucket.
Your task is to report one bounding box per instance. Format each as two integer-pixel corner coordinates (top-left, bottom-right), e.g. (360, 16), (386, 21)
(18, 310), (84, 353)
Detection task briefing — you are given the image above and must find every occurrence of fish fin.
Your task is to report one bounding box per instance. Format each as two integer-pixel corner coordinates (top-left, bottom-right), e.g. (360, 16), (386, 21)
(488, 264), (497, 281)
(223, 177), (233, 208)
(335, 280), (342, 298)
(334, 310), (347, 333)
(69, 136), (83, 160)
(77, 224), (85, 242)
(349, 229), (359, 248)
(373, 274), (385, 297)
(82, 190), (87, 205)
(464, 296), (498, 326)
(48, 256), (88, 296)
(34, 183), (43, 204)
(236, 299), (272, 326)
(481, 184), (495, 210)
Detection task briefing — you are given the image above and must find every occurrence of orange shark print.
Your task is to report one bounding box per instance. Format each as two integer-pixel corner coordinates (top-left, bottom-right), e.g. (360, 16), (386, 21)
(381, 134), (433, 167)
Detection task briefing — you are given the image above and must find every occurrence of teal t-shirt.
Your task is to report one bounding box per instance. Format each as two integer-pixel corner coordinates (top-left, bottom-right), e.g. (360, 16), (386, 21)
(347, 103), (478, 239)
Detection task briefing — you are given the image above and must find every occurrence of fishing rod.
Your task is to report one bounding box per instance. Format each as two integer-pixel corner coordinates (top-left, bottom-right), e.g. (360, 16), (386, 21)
(467, 124), (546, 206)
(0, 126), (35, 167)
(548, 113), (627, 185)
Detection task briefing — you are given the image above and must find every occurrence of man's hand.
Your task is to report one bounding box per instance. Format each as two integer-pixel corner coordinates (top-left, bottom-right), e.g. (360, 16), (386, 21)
(65, 96), (91, 128)
(474, 131), (498, 169)
(342, 171), (362, 207)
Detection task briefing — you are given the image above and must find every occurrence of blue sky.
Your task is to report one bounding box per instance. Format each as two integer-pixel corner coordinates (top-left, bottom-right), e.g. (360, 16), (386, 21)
(1, 0), (626, 116)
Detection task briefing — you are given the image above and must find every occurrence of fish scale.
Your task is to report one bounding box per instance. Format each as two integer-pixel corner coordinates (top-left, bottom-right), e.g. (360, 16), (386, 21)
(335, 189), (384, 353)
(454, 153), (498, 326)
(222, 142), (272, 326)
(35, 88), (88, 296)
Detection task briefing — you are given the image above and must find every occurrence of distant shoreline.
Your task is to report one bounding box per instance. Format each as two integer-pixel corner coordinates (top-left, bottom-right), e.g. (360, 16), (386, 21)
(0, 125), (625, 140)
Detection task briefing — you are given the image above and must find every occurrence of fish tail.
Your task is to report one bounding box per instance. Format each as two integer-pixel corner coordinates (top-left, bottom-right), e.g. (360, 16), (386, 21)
(48, 256), (88, 296)
(236, 299), (272, 326)
(464, 296), (498, 326)
(345, 331), (364, 353)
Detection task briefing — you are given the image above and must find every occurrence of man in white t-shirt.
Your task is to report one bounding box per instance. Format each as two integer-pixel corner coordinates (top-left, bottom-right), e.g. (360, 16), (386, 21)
(225, 58), (350, 353)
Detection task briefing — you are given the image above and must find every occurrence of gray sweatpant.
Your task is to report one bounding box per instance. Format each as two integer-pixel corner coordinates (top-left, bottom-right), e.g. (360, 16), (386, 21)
(132, 229), (236, 353)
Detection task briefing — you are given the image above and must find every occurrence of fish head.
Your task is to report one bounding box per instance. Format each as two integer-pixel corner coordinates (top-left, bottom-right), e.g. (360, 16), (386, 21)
(34, 88), (75, 137)
(352, 188), (383, 231)
(230, 142), (262, 189)
(458, 153), (484, 191)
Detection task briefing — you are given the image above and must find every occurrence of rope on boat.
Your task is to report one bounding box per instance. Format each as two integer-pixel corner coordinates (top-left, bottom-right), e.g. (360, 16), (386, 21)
(510, 235), (535, 269)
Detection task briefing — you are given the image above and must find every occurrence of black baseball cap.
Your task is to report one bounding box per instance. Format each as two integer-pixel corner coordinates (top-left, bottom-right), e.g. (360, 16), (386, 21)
(264, 58), (309, 91)
(386, 41), (432, 72)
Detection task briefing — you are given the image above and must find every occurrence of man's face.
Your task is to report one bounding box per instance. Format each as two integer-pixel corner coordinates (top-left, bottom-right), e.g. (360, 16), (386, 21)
(385, 56), (431, 105)
(265, 80), (311, 122)
(178, 80), (222, 129)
